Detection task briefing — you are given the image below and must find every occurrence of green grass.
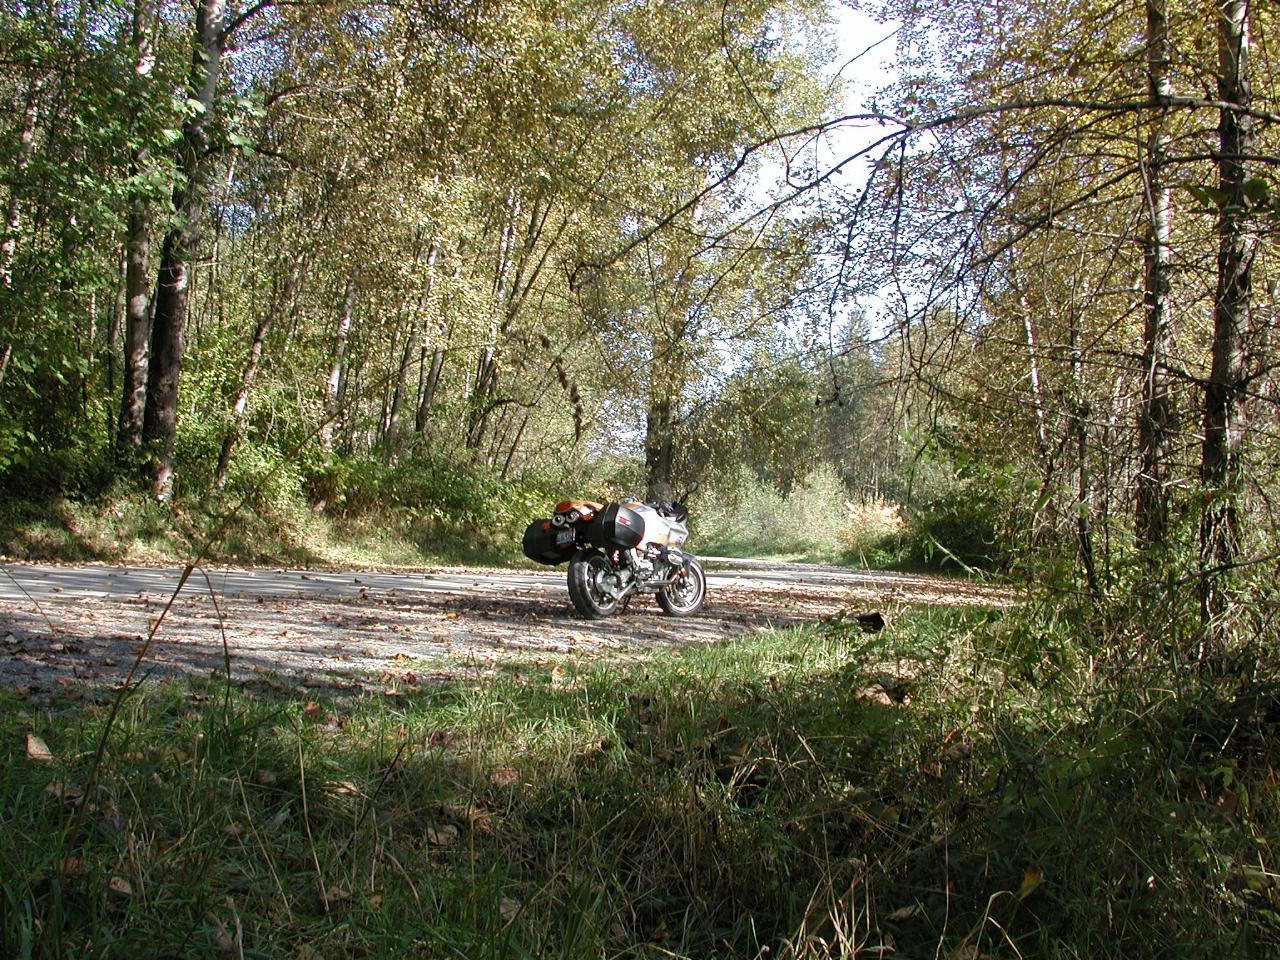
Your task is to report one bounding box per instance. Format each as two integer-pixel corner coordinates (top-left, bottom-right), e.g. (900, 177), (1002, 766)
(0, 492), (522, 570)
(3, 608), (1279, 958)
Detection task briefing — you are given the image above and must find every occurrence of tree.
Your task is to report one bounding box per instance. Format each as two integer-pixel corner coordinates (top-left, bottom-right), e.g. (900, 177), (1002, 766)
(1199, 0), (1257, 645)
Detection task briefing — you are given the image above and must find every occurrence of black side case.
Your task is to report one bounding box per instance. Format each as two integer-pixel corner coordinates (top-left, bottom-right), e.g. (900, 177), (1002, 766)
(586, 504), (645, 550)
(522, 519), (576, 565)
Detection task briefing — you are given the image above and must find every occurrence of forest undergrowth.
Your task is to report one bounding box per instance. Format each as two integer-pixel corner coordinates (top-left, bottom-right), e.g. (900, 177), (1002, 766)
(0, 461), (924, 572)
(3, 598), (1278, 959)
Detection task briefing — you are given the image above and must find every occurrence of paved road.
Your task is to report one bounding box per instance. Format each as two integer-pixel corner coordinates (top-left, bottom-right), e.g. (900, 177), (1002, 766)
(0, 560), (1002, 696)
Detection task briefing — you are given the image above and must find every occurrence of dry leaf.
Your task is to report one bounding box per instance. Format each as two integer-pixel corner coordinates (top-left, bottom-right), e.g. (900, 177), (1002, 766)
(490, 765), (519, 789)
(108, 875), (133, 897)
(886, 904), (920, 922)
(45, 781), (84, 802)
(26, 732), (53, 761)
(303, 701), (323, 719)
(212, 919), (236, 953)
(321, 886), (349, 907)
(426, 824), (459, 846)
(253, 769), (278, 786)
(499, 896), (521, 923)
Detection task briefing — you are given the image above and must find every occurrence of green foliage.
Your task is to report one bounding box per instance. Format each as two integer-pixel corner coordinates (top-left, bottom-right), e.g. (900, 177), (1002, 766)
(903, 482), (1010, 571)
(302, 452), (554, 547)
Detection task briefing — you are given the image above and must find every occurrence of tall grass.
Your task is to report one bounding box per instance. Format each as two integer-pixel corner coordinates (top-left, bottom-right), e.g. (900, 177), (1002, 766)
(695, 465), (904, 564)
(3, 604), (1277, 958)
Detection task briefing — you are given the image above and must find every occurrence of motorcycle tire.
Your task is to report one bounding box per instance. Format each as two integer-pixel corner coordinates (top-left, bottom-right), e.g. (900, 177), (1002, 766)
(567, 549), (621, 619)
(657, 558), (706, 617)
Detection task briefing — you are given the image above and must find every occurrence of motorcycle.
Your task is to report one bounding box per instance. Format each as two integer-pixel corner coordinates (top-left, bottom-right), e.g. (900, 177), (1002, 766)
(522, 497), (706, 619)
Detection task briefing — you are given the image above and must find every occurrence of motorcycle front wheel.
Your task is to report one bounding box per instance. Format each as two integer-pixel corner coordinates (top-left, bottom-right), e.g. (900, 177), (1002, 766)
(657, 558), (706, 616)
(567, 549), (621, 619)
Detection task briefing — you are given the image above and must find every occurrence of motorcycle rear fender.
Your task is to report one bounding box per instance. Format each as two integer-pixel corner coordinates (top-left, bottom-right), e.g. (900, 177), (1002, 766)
(555, 499), (602, 520)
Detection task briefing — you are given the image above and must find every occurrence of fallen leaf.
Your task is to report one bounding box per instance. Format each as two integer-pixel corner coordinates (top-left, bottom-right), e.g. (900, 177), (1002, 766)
(490, 765), (519, 789)
(303, 701), (323, 719)
(108, 875), (133, 897)
(57, 856), (88, 875)
(426, 824), (459, 846)
(212, 919), (235, 953)
(1017, 865), (1044, 900)
(500, 896), (521, 923)
(45, 781), (84, 802)
(886, 904), (920, 922)
(321, 886), (349, 906)
(26, 732), (54, 761)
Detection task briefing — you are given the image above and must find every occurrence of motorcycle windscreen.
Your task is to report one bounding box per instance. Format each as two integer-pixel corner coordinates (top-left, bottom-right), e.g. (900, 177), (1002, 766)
(585, 503), (645, 550)
(522, 519), (577, 564)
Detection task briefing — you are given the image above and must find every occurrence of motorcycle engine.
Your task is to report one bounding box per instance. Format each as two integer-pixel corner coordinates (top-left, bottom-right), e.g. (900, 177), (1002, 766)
(629, 548), (653, 576)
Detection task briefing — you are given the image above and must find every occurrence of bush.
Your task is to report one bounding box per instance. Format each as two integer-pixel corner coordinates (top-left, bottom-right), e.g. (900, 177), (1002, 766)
(901, 484), (1008, 571)
(836, 498), (906, 564)
(695, 465), (854, 559)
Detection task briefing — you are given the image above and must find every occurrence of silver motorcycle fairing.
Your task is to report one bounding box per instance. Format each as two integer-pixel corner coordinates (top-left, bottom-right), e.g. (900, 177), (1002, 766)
(624, 502), (689, 549)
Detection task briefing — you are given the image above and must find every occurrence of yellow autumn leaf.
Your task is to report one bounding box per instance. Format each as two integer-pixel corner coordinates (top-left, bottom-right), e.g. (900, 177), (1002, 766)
(1018, 865), (1043, 899)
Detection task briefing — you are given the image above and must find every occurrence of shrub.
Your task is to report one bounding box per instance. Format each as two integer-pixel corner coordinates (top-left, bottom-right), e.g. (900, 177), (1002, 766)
(695, 465), (855, 559)
(901, 484), (1008, 571)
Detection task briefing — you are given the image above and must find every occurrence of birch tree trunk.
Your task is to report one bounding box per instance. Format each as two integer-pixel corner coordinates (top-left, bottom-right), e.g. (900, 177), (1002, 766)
(213, 254), (301, 488)
(1135, 0), (1175, 552)
(0, 76), (42, 289)
(320, 267), (359, 453)
(0, 73), (44, 391)
(117, 0), (157, 460)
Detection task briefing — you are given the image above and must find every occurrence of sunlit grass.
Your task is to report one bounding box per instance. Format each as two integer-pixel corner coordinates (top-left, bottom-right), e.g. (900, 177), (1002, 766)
(3, 608), (1278, 958)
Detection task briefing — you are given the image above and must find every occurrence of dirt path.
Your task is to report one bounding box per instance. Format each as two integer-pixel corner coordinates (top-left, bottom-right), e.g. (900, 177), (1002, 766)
(0, 560), (1009, 698)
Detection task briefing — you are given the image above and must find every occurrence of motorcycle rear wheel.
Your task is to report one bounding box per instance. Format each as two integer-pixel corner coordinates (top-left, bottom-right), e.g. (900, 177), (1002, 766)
(657, 558), (705, 616)
(567, 549), (621, 619)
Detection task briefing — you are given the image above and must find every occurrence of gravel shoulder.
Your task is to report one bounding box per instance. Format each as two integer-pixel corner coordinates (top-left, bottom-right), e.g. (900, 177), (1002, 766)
(0, 559), (1010, 698)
